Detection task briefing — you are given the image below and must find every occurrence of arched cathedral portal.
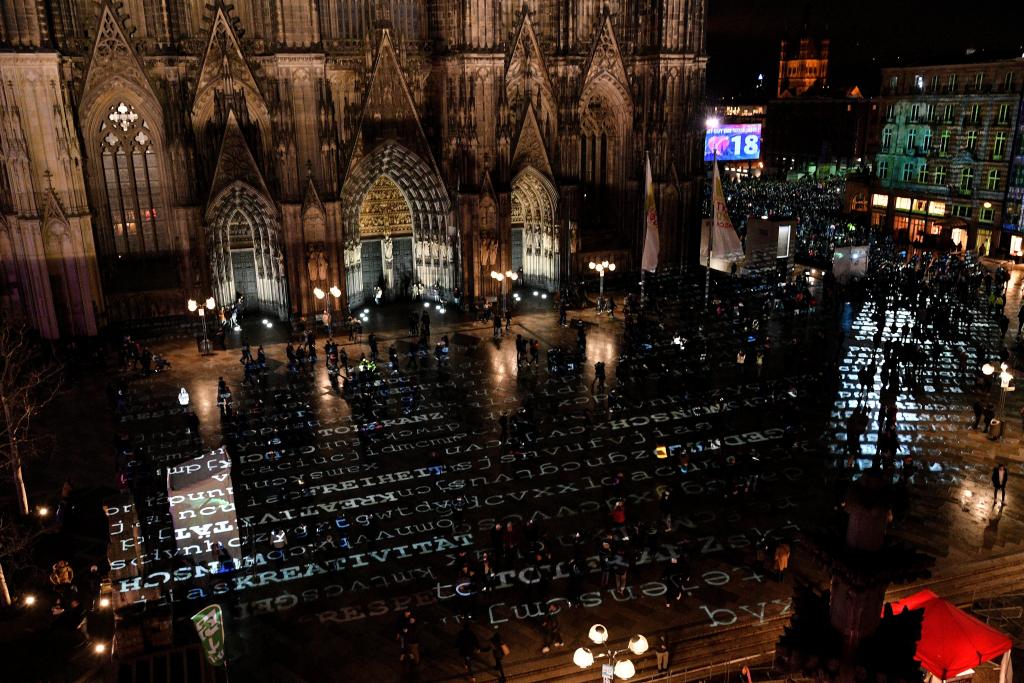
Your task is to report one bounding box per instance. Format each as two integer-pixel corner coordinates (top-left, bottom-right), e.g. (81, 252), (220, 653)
(511, 168), (559, 291)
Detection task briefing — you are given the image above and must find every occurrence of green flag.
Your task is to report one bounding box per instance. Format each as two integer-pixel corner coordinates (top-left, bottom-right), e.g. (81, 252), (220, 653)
(191, 604), (226, 667)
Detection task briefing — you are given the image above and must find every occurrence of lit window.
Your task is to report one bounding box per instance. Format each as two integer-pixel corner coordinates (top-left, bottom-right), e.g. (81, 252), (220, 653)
(100, 102), (166, 257)
(1011, 236), (1023, 257)
(914, 74), (924, 91)
(895, 196), (912, 211)
(928, 202), (946, 216)
(994, 132), (1007, 159)
(894, 215), (910, 230)
(871, 193), (889, 208)
(960, 167), (974, 190)
(912, 198), (928, 213)
(987, 169), (1001, 191)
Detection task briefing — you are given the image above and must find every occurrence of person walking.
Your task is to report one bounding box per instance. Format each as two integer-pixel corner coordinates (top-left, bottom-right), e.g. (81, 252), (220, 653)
(655, 635), (670, 673)
(457, 621), (480, 681)
(490, 628), (508, 683)
(992, 463), (1009, 506)
(540, 603), (564, 653)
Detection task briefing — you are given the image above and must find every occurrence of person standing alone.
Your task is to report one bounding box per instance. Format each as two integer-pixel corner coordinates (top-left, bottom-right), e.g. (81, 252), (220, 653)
(992, 463), (1009, 506)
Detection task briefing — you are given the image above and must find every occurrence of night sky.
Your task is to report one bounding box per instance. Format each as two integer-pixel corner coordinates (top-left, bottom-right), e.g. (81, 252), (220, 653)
(707, 0), (1024, 99)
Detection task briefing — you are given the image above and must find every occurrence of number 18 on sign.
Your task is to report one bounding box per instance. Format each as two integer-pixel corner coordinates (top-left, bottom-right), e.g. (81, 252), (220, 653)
(192, 604), (227, 668)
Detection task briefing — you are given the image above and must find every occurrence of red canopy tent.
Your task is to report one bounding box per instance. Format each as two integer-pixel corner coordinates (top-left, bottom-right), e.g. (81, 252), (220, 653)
(888, 590), (1013, 680)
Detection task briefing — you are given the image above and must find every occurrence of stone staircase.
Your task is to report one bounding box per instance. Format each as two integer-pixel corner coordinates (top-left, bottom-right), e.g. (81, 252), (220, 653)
(424, 548), (1024, 683)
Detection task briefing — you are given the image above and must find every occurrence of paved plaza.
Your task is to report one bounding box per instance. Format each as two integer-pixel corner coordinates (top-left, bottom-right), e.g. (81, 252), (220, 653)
(9, 266), (1024, 682)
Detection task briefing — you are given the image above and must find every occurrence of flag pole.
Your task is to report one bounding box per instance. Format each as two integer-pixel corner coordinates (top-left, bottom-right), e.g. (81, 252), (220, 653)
(704, 152), (716, 312)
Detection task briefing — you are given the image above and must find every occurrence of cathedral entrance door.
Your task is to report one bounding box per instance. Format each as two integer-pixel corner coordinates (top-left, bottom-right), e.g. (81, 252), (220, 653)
(361, 240), (383, 301)
(231, 250), (258, 309)
(511, 228), (524, 274)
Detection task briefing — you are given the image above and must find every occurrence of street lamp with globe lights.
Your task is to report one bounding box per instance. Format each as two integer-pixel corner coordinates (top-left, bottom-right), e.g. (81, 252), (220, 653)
(588, 260), (615, 313)
(572, 624), (647, 680)
(313, 286), (341, 332)
(982, 361), (1014, 436)
(490, 270), (518, 319)
(187, 297), (216, 354)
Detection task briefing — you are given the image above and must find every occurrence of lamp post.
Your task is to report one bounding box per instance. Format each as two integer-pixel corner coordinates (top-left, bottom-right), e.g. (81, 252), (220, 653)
(187, 297), (216, 355)
(572, 624), (648, 680)
(490, 270), (518, 319)
(982, 362), (1014, 437)
(314, 286), (342, 333)
(588, 260), (615, 314)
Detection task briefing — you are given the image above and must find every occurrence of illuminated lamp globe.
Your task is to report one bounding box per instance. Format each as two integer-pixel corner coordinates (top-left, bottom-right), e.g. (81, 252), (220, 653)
(705, 116), (721, 129)
(187, 299), (198, 312)
(608, 263), (616, 272)
(573, 647), (594, 668)
(330, 286), (342, 298)
(205, 297), (216, 310)
(589, 261), (597, 270)
(613, 659), (636, 679)
(982, 363), (995, 376)
(508, 272), (519, 281)
(313, 287), (325, 300)
(588, 624), (609, 645)
(627, 635), (649, 655)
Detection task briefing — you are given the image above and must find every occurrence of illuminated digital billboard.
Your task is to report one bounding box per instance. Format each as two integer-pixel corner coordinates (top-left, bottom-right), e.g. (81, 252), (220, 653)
(704, 123), (762, 161)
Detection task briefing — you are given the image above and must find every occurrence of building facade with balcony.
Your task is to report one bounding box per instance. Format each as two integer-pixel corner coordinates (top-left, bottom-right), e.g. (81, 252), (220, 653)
(866, 59), (1024, 255)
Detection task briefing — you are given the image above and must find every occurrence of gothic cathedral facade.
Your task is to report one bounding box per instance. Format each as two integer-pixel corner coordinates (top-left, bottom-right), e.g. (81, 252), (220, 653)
(0, 1), (706, 338)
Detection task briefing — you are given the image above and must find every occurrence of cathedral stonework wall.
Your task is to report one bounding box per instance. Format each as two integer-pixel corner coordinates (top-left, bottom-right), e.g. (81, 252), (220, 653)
(0, 1), (705, 337)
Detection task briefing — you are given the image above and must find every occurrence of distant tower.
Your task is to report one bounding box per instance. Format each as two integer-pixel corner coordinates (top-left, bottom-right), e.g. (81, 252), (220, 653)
(777, 35), (830, 97)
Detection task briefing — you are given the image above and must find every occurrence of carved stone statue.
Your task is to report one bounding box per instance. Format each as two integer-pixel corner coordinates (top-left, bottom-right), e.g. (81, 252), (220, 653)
(382, 233), (394, 267)
(316, 248), (328, 281)
(307, 244), (319, 282)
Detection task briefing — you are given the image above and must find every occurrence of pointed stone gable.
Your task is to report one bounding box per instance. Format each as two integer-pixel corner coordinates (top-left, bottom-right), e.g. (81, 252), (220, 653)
(208, 110), (269, 207)
(83, 3), (157, 104)
(301, 176), (326, 218)
(505, 11), (555, 112)
(580, 14), (631, 105)
(193, 5), (264, 115)
(480, 169), (497, 202)
(349, 30), (436, 174)
(511, 102), (552, 178)
(40, 186), (69, 227)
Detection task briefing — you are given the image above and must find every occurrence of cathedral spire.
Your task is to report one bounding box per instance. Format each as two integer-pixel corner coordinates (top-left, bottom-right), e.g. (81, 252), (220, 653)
(207, 110), (270, 207)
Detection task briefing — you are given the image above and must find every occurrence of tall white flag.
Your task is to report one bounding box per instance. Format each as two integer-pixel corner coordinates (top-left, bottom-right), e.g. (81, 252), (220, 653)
(641, 153), (660, 272)
(711, 161), (743, 260)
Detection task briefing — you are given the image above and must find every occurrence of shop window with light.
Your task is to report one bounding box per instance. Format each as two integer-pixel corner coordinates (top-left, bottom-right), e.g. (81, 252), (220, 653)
(871, 212), (884, 227)
(986, 169), (1001, 191)
(932, 166), (947, 186)
(928, 223), (943, 236)
(1011, 236), (1023, 257)
(966, 130), (977, 150)
(997, 104), (1010, 124)
(894, 215), (910, 230)
(951, 227), (968, 248)
(928, 201), (946, 217)
(100, 102), (167, 256)
(939, 130), (950, 154)
(895, 196), (912, 211)
(909, 217), (926, 242)
(980, 206), (995, 223)
(877, 159), (889, 179)
(901, 163), (914, 182)
(881, 127), (893, 150)
(912, 198), (928, 213)
(993, 132), (1007, 159)
(960, 168), (974, 191)
(871, 193), (889, 208)
(777, 225), (791, 258)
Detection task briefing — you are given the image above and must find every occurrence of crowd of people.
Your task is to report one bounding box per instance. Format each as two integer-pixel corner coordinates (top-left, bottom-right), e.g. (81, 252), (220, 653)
(706, 175), (871, 265)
